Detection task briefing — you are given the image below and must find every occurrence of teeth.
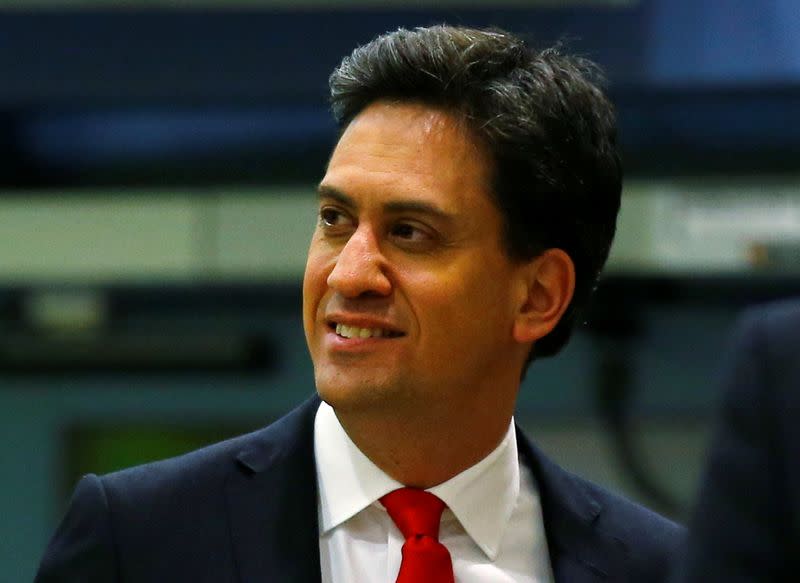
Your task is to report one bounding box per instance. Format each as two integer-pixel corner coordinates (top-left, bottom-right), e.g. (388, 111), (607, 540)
(335, 323), (388, 339)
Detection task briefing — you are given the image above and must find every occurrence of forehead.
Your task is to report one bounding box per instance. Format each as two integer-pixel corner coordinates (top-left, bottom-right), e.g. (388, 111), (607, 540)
(322, 101), (493, 211)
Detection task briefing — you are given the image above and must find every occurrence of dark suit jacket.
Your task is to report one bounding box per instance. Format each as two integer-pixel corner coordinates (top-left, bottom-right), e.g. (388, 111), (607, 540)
(36, 395), (682, 582)
(680, 300), (800, 582)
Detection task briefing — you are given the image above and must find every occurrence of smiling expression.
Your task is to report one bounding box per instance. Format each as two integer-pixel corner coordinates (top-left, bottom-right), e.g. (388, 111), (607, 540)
(303, 101), (531, 416)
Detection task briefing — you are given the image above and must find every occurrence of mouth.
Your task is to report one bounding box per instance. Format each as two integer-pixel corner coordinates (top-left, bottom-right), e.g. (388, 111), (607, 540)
(329, 322), (404, 339)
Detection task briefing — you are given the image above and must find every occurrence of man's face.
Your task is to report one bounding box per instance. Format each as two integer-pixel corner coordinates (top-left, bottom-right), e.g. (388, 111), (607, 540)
(303, 101), (529, 416)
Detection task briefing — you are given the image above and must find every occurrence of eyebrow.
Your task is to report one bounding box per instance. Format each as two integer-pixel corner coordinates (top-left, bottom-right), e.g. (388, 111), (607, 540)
(317, 184), (455, 223)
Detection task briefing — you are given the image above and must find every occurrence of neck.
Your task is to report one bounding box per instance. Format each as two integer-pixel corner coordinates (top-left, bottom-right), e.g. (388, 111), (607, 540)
(334, 396), (516, 489)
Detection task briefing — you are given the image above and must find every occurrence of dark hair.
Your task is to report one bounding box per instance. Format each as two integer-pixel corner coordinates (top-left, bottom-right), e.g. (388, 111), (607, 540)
(329, 25), (621, 363)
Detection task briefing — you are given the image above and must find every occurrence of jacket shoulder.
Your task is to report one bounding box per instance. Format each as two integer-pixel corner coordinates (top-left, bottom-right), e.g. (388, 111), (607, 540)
(588, 478), (684, 546)
(519, 429), (684, 580)
(581, 475), (684, 575)
(37, 396), (320, 581)
(97, 394), (318, 504)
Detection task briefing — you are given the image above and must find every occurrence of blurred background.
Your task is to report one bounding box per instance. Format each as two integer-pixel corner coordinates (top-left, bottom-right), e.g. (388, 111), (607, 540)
(3, 0), (800, 579)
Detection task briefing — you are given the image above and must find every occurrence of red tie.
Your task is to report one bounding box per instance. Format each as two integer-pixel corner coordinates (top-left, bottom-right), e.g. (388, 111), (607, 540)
(380, 488), (456, 583)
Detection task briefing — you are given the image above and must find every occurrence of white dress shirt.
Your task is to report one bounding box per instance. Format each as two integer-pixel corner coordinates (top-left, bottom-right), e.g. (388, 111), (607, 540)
(314, 401), (554, 582)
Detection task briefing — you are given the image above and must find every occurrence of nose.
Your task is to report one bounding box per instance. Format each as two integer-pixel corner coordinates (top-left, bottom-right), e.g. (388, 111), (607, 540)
(327, 225), (392, 298)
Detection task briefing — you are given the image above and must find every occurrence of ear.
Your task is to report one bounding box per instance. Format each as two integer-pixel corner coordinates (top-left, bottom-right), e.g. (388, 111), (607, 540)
(512, 248), (576, 344)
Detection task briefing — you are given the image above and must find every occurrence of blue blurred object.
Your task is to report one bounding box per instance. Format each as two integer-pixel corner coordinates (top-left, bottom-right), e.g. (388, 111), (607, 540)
(21, 107), (334, 168)
(0, 1), (799, 184)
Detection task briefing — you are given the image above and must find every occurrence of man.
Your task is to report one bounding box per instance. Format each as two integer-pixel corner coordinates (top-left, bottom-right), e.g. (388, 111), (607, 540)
(36, 26), (682, 582)
(680, 300), (800, 582)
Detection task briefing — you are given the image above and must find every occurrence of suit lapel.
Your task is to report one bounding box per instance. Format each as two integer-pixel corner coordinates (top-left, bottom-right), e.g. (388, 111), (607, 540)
(516, 427), (629, 583)
(223, 400), (629, 582)
(226, 395), (323, 583)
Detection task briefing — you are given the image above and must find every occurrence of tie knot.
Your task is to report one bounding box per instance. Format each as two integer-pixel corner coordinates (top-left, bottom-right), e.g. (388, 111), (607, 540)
(380, 488), (446, 540)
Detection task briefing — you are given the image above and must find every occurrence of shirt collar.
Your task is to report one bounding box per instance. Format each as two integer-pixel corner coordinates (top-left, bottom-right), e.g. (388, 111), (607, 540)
(428, 421), (519, 560)
(315, 401), (402, 533)
(314, 401), (521, 561)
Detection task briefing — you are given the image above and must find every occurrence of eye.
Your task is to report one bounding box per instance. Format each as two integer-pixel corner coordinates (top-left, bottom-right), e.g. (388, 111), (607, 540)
(318, 206), (352, 229)
(389, 221), (433, 245)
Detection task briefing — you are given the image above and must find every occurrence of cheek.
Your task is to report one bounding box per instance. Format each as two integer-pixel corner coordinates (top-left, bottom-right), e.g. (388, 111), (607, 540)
(302, 249), (330, 332)
(414, 261), (514, 335)
(303, 237), (333, 292)
(408, 265), (495, 326)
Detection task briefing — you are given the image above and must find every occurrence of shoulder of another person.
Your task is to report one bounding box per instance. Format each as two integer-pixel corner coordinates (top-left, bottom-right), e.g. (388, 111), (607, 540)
(739, 299), (800, 348)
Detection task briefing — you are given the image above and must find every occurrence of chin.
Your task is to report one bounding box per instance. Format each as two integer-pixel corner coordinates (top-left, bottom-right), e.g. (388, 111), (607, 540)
(315, 372), (398, 413)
